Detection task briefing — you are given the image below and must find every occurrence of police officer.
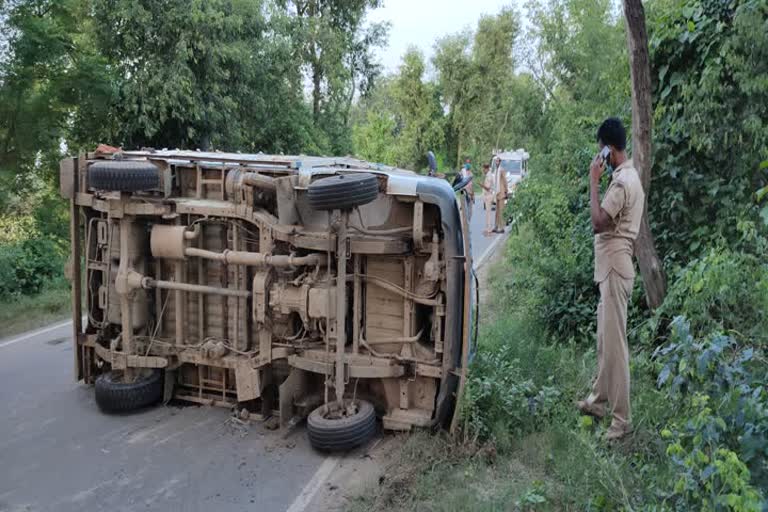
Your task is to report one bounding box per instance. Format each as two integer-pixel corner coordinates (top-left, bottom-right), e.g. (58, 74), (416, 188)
(577, 118), (645, 441)
(493, 157), (508, 233)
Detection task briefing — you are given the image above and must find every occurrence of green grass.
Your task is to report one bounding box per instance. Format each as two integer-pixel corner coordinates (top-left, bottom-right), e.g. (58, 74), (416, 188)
(0, 282), (71, 339)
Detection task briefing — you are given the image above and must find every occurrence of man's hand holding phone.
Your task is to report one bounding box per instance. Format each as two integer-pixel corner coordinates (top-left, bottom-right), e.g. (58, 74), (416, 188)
(590, 147), (609, 183)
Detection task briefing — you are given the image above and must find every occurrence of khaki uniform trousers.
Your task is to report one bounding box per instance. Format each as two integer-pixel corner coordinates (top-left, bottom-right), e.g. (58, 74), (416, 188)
(587, 270), (633, 427)
(483, 195), (495, 232)
(494, 195), (506, 231)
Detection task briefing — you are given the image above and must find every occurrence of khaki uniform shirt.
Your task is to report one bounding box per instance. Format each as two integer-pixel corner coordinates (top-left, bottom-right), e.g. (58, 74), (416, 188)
(594, 159), (645, 283)
(482, 172), (495, 203)
(494, 167), (508, 200)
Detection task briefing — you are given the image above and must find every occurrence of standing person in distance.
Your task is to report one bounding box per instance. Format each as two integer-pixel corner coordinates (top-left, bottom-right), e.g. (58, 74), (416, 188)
(493, 157), (508, 233)
(577, 117), (645, 442)
(480, 163), (495, 236)
(461, 159), (475, 220)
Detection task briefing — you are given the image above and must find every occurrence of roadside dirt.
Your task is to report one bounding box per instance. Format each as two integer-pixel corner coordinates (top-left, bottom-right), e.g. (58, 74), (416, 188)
(476, 234), (507, 309)
(306, 433), (407, 512)
(308, 232), (509, 512)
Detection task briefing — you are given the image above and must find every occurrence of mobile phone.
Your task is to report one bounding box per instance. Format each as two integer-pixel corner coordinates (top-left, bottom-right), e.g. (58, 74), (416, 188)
(599, 146), (610, 163)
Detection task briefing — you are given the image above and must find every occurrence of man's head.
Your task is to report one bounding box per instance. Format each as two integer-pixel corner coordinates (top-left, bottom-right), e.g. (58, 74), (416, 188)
(483, 163), (490, 173)
(596, 117), (627, 167)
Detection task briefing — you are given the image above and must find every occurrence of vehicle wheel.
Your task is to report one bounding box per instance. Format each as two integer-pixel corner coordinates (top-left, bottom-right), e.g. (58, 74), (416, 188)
(307, 399), (377, 452)
(95, 369), (163, 413)
(88, 160), (160, 192)
(307, 173), (379, 211)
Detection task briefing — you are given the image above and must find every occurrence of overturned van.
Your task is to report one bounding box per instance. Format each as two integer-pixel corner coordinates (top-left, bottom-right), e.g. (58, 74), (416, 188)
(60, 149), (476, 450)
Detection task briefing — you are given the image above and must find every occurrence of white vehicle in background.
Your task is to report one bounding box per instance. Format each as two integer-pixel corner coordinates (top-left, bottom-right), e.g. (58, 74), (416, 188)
(494, 148), (529, 194)
(489, 148), (529, 210)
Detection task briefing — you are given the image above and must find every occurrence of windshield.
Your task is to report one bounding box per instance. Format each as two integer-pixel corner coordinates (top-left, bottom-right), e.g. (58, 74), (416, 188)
(499, 159), (522, 174)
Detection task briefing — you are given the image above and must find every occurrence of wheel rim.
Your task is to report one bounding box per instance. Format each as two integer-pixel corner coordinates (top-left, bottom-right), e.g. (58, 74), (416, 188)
(319, 399), (360, 421)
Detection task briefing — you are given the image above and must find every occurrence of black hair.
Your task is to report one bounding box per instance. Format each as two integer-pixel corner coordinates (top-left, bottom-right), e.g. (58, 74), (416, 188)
(596, 117), (627, 150)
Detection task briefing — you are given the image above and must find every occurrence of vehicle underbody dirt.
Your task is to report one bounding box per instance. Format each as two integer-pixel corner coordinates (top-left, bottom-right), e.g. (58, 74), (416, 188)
(60, 150), (473, 448)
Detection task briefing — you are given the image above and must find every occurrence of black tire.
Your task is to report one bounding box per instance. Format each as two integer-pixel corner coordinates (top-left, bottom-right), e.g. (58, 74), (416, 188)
(88, 160), (160, 192)
(95, 369), (164, 413)
(307, 399), (377, 452)
(307, 173), (379, 211)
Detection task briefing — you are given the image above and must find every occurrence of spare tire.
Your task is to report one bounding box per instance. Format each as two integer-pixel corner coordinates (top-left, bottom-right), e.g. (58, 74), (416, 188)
(307, 399), (377, 452)
(95, 369), (163, 413)
(307, 173), (379, 211)
(88, 160), (160, 192)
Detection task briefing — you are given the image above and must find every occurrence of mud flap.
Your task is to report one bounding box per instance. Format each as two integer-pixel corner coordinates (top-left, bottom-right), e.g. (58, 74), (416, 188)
(449, 192), (474, 433)
(279, 368), (309, 427)
(235, 364), (264, 402)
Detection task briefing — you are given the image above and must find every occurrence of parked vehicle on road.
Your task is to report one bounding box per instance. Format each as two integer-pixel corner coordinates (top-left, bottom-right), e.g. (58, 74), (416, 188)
(60, 149), (476, 451)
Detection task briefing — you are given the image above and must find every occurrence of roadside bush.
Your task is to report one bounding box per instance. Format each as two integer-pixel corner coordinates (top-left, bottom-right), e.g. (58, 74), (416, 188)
(0, 214), (39, 245)
(465, 343), (561, 445)
(0, 237), (66, 296)
(653, 318), (767, 505)
(647, 248), (768, 345)
(664, 396), (762, 512)
(662, 397), (764, 512)
(649, 0), (768, 263)
(498, 171), (597, 344)
(0, 187), (69, 298)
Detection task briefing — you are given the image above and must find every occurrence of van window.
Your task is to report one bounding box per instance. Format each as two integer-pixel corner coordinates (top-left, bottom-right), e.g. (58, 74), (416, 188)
(499, 159), (522, 174)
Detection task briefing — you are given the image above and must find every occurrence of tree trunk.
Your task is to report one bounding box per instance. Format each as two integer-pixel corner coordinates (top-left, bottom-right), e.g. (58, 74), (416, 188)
(312, 61), (322, 122)
(308, 0), (321, 122)
(623, 0), (667, 310)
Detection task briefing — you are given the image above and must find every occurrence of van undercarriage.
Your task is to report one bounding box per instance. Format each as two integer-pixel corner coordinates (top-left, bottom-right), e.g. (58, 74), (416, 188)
(61, 150), (473, 447)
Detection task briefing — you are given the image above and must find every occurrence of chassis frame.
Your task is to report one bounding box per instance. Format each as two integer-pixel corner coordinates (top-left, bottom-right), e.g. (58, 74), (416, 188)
(61, 149), (475, 432)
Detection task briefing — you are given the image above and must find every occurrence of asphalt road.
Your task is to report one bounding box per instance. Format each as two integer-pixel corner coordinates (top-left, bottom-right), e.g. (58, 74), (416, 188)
(0, 200), (501, 512)
(466, 196), (503, 267)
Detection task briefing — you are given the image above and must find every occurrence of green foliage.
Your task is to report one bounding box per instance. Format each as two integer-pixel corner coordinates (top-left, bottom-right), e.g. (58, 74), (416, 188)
(497, 171), (597, 342)
(649, 0), (768, 262)
(0, 0), (386, 302)
(389, 49), (445, 170)
(0, 0), (113, 183)
(0, 181), (68, 297)
(515, 482), (548, 510)
(432, 7), (534, 168)
(465, 340), (561, 443)
(525, 0), (630, 157)
(352, 7), (544, 173)
(654, 318), (768, 491)
(351, 108), (397, 165)
(280, 0), (388, 154)
(665, 404), (763, 512)
(648, 249), (768, 344)
(351, 49), (446, 171)
(91, 0), (313, 152)
(0, 236), (66, 296)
